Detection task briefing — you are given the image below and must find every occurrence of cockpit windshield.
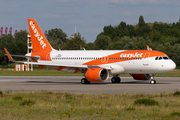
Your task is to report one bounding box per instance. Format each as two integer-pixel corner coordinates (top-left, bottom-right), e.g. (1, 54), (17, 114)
(155, 56), (170, 60)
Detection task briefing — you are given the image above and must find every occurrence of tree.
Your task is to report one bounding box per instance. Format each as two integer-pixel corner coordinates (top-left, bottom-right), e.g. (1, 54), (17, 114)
(0, 31), (28, 65)
(103, 25), (116, 39)
(138, 16), (146, 27)
(149, 30), (161, 41)
(85, 43), (95, 50)
(94, 35), (111, 50)
(46, 28), (68, 50)
(127, 25), (136, 37)
(172, 44), (180, 66)
(137, 16), (151, 37)
(14, 31), (28, 55)
(63, 33), (86, 50)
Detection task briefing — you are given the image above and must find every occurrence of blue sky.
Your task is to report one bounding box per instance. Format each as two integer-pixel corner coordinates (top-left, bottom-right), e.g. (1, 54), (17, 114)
(0, 0), (180, 43)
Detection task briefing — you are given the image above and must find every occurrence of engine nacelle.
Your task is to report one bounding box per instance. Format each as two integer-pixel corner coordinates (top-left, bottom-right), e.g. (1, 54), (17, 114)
(85, 68), (109, 82)
(131, 74), (151, 80)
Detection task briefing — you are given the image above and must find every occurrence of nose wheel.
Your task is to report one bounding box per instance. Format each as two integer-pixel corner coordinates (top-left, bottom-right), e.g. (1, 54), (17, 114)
(150, 76), (156, 84)
(150, 80), (156, 84)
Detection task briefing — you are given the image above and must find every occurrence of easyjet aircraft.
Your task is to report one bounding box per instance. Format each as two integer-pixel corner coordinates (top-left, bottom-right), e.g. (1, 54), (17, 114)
(4, 19), (176, 84)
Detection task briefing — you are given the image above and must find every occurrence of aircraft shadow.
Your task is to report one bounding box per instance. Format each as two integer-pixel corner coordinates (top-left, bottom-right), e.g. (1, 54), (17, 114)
(25, 81), (170, 85)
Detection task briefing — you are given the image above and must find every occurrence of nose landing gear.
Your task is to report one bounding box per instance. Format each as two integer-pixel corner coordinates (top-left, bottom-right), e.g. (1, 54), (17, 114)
(150, 76), (156, 84)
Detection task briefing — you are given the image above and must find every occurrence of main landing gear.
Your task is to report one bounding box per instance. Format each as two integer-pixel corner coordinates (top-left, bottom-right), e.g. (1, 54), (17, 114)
(111, 75), (121, 83)
(81, 78), (90, 84)
(150, 76), (156, 84)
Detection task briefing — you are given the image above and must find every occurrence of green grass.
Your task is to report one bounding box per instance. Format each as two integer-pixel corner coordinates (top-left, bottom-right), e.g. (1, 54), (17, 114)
(0, 68), (180, 77)
(155, 69), (180, 77)
(0, 91), (180, 119)
(134, 98), (159, 106)
(0, 69), (83, 76)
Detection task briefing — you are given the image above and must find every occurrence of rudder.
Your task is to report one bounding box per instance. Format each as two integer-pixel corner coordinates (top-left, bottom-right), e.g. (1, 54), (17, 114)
(27, 19), (52, 53)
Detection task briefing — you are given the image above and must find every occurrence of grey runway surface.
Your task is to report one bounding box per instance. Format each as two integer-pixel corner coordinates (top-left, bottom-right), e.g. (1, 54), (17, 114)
(0, 76), (179, 94)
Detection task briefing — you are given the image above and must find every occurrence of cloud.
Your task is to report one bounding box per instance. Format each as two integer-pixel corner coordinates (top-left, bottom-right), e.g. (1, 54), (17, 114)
(108, 0), (180, 4)
(67, 19), (84, 24)
(51, 0), (109, 6)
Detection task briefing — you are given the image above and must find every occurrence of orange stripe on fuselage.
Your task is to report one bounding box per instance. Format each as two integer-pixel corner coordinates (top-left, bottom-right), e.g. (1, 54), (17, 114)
(83, 50), (167, 65)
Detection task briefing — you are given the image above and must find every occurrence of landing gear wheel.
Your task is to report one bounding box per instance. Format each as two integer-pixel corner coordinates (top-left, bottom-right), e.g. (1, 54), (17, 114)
(81, 78), (90, 84)
(150, 80), (156, 84)
(111, 77), (116, 83)
(81, 78), (86, 84)
(116, 77), (121, 83)
(111, 77), (121, 83)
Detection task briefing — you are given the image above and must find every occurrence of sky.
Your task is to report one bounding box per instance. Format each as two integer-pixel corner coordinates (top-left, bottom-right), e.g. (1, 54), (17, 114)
(0, 0), (180, 43)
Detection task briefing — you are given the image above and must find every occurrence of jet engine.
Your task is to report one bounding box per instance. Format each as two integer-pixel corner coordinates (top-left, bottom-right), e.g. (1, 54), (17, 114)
(131, 74), (151, 80)
(85, 68), (109, 82)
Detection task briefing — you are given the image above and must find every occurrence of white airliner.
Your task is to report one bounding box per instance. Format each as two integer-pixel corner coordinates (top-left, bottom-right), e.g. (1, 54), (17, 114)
(4, 19), (176, 84)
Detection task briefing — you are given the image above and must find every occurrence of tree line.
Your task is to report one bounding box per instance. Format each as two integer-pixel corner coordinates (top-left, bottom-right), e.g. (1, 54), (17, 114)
(1, 16), (180, 67)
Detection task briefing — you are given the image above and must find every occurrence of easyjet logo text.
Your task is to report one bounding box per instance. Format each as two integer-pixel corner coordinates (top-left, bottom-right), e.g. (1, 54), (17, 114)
(30, 21), (46, 49)
(120, 52), (143, 58)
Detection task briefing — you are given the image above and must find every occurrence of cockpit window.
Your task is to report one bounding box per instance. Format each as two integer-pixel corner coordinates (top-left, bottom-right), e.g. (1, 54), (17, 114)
(163, 57), (168, 60)
(155, 57), (158, 60)
(155, 56), (169, 60)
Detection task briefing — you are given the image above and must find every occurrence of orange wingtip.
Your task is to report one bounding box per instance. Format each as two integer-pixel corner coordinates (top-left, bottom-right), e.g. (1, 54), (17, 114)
(4, 48), (13, 61)
(146, 45), (150, 50)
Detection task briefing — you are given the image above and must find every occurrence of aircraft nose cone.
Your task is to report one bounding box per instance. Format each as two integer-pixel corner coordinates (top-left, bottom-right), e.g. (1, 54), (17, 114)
(170, 61), (176, 70)
(166, 60), (176, 72)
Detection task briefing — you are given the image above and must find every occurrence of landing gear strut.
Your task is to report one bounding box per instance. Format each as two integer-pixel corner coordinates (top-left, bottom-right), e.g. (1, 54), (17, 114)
(150, 76), (156, 84)
(81, 78), (90, 84)
(111, 75), (121, 83)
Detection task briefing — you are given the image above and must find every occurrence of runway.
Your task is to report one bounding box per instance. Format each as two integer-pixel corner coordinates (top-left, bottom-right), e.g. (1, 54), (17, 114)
(0, 76), (179, 94)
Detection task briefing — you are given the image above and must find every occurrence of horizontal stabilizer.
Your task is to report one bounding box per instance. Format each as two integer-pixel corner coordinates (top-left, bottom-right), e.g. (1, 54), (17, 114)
(4, 48), (13, 61)
(5, 54), (39, 59)
(4, 48), (30, 63)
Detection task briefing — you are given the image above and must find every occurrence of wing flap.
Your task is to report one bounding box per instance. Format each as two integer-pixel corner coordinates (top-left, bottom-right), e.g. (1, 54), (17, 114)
(24, 61), (88, 68)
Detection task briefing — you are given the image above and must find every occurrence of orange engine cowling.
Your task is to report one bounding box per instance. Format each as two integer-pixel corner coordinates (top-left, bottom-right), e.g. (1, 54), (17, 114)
(131, 74), (151, 80)
(85, 68), (109, 82)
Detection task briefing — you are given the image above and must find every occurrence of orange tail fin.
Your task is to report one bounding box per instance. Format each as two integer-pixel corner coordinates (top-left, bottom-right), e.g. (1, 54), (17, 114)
(27, 19), (53, 53)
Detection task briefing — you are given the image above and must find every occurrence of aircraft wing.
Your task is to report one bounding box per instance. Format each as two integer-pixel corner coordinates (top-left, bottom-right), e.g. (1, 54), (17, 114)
(24, 61), (88, 68)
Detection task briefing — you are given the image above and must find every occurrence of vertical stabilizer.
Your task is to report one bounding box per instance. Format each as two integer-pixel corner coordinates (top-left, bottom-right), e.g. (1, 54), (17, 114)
(27, 19), (52, 53)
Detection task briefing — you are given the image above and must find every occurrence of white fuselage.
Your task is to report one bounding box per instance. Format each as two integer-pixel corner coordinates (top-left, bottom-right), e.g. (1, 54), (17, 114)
(29, 50), (176, 74)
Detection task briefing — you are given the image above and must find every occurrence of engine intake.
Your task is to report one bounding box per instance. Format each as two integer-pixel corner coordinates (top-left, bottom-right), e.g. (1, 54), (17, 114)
(131, 74), (151, 80)
(86, 68), (109, 82)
